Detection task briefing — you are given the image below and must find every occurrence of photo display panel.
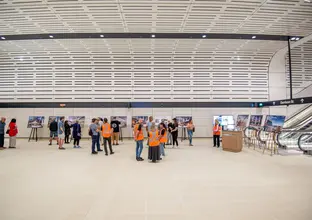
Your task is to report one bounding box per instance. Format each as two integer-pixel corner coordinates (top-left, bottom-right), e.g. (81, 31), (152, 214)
(110, 116), (127, 128)
(27, 116), (45, 128)
(68, 116), (86, 128)
(249, 115), (263, 129)
(155, 116), (171, 126)
(213, 115), (235, 130)
(236, 115), (249, 128)
(263, 115), (286, 132)
(132, 116), (148, 127)
(175, 116), (192, 127)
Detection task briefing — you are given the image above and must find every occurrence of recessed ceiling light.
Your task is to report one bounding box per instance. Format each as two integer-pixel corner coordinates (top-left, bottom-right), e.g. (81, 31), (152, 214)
(202, 35), (207, 38)
(1, 37), (5, 40)
(304, 0), (311, 3)
(100, 35), (104, 38)
(295, 37), (300, 41)
(151, 34), (155, 38)
(291, 37), (296, 41)
(49, 35), (53, 38)
(252, 36), (256, 39)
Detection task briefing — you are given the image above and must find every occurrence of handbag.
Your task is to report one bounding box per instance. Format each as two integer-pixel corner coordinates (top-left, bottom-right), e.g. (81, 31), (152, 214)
(6, 129), (10, 134)
(88, 130), (93, 136)
(193, 127), (195, 133)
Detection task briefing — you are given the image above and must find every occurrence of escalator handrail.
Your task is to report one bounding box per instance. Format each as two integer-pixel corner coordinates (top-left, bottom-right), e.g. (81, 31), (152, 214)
(285, 114), (312, 130)
(284, 104), (312, 127)
(297, 133), (312, 153)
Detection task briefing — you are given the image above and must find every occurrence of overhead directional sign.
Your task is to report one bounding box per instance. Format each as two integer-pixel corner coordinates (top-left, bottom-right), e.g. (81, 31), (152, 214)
(262, 96), (312, 107)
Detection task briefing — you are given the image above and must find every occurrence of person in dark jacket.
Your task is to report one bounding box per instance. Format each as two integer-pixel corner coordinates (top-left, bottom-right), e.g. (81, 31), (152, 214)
(72, 120), (81, 148)
(0, 117), (7, 150)
(49, 119), (58, 145)
(64, 120), (71, 144)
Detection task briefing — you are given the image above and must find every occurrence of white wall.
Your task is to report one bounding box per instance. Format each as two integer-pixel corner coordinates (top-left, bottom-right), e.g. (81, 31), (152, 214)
(1, 107), (262, 138)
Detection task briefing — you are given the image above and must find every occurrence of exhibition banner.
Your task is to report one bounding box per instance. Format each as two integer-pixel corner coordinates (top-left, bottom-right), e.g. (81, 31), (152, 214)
(175, 116), (192, 127)
(27, 116), (45, 128)
(263, 115), (286, 132)
(236, 115), (249, 127)
(110, 116), (127, 128)
(155, 116), (171, 126)
(132, 116), (148, 127)
(249, 115), (263, 128)
(68, 116), (86, 128)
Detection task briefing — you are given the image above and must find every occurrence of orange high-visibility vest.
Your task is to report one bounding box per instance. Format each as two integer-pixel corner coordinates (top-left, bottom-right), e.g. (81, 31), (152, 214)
(134, 124), (144, 141)
(102, 123), (112, 138)
(213, 124), (221, 135)
(149, 130), (160, 147)
(159, 129), (167, 143)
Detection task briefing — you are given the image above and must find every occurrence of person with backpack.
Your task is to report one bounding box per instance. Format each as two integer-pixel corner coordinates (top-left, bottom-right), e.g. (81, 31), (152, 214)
(48, 118), (58, 146)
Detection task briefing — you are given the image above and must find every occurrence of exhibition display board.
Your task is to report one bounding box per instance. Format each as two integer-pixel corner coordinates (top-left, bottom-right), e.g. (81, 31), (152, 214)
(27, 116), (44, 128)
(263, 115), (286, 132)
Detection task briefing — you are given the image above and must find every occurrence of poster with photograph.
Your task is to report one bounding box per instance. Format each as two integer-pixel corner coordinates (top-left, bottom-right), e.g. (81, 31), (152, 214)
(263, 115), (286, 132)
(155, 116), (171, 126)
(48, 116), (64, 127)
(27, 116), (45, 128)
(249, 115), (263, 128)
(175, 116), (192, 127)
(132, 116), (148, 127)
(236, 115), (249, 127)
(213, 115), (235, 130)
(68, 116), (86, 128)
(110, 116), (127, 128)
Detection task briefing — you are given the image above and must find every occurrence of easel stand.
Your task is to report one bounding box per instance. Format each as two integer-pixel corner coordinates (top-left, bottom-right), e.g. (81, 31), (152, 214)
(181, 127), (187, 142)
(28, 128), (38, 142)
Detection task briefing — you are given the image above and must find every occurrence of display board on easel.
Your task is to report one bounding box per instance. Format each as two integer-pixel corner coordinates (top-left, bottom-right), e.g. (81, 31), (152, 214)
(27, 116), (45, 142)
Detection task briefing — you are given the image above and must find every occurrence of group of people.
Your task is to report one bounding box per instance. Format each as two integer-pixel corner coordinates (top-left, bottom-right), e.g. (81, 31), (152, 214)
(0, 117), (18, 150)
(48, 117), (82, 150)
(133, 116), (195, 163)
(1, 115), (222, 159)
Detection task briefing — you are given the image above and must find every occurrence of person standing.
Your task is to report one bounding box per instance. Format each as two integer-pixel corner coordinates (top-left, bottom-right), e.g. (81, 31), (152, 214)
(111, 117), (121, 145)
(8, 118), (18, 149)
(146, 116), (153, 146)
(98, 118), (104, 146)
(102, 118), (114, 156)
(159, 122), (167, 158)
(148, 123), (161, 163)
(186, 119), (195, 146)
(167, 120), (173, 145)
(213, 119), (221, 148)
(0, 117), (6, 150)
(64, 120), (71, 144)
(58, 117), (66, 150)
(134, 119), (144, 161)
(49, 119), (58, 145)
(72, 120), (81, 148)
(171, 118), (179, 148)
(89, 118), (103, 154)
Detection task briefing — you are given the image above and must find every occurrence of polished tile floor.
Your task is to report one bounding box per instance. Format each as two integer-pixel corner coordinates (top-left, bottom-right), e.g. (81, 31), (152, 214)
(0, 138), (312, 220)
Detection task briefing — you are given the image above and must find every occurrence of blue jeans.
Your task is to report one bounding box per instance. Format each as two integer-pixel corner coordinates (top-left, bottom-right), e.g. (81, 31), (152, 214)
(136, 140), (143, 158)
(160, 142), (165, 156)
(187, 130), (193, 144)
(91, 135), (100, 152)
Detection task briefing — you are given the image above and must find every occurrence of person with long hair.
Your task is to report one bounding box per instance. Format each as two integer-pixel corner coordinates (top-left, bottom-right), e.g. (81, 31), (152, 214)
(8, 118), (18, 149)
(171, 118), (179, 148)
(148, 122), (161, 163)
(159, 122), (167, 157)
(186, 119), (195, 146)
(72, 120), (81, 148)
(134, 119), (144, 161)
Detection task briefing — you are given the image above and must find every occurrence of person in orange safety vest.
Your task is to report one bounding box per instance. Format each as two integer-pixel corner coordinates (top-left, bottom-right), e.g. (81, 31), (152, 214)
(213, 119), (221, 148)
(102, 118), (114, 156)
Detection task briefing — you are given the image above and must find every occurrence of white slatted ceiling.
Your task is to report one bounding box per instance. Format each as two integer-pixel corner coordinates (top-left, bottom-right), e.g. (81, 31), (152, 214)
(0, 39), (287, 102)
(286, 39), (312, 88)
(0, 0), (311, 36)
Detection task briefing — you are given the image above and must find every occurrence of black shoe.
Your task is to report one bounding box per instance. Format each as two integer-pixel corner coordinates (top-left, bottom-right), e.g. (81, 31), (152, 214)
(9, 146), (16, 149)
(105, 153), (108, 156)
(110, 152), (115, 155)
(217, 146), (220, 148)
(116, 143), (119, 145)
(92, 151), (98, 154)
(48, 143), (52, 146)
(98, 149), (103, 152)
(139, 157), (144, 161)
(159, 158), (162, 160)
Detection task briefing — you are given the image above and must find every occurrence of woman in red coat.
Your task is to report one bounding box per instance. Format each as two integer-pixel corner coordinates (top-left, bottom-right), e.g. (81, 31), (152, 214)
(8, 118), (18, 149)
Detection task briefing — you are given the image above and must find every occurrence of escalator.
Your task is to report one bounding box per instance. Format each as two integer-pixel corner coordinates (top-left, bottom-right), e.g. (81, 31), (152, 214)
(298, 133), (312, 155)
(284, 104), (312, 128)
